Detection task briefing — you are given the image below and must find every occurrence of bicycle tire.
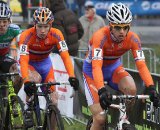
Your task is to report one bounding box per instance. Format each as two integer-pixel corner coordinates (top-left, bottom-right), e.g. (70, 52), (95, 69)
(44, 105), (64, 130)
(86, 116), (108, 130)
(122, 123), (137, 130)
(0, 96), (5, 130)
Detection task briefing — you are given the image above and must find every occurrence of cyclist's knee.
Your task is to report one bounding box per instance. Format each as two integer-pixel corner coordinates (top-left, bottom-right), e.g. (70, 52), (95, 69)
(93, 112), (106, 126)
(28, 69), (42, 83)
(9, 63), (22, 93)
(129, 87), (136, 95)
(50, 91), (58, 105)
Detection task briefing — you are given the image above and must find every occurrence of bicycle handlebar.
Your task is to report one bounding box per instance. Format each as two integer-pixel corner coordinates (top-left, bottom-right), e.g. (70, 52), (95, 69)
(0, 72), (19, 77)
(111, 95), (149, 100)
(35, 82), (75, 98)
(100, 94), (154, 115)
(35, 82), (70, 87)
(111, 95), (153, 114)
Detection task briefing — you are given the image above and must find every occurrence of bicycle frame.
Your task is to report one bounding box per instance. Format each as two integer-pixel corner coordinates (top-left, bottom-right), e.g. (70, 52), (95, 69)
(100, 95), (153, 130)
(27, 81), (70, 130)
(7, 77), (23, 127)
(0, 73), (24, 129)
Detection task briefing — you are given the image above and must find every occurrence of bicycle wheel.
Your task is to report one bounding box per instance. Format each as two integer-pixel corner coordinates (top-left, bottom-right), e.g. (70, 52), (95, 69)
(86, 116), (108, 130)
(122, 123), (137, 130)
(44, 105), (64, 130)
(0, 97), (5, 130)
(0, 86), (7, 130)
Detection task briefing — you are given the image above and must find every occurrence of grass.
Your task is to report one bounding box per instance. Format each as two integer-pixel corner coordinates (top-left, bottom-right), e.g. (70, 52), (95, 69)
(64, 119), (86, 130)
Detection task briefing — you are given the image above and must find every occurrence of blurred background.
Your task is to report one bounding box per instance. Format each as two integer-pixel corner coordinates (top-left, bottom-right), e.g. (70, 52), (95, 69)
(2, 0), (160, 73)
(3, 0), (160, 44)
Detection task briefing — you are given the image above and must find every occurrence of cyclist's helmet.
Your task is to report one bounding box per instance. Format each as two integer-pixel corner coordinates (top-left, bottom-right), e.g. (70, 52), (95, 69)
(33, 7), (54, 24)
(106, 3), (132, 24)
(0, 1), (12, 19)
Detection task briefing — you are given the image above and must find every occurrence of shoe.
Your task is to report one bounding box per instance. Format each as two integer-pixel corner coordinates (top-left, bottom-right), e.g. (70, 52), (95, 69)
(24, 109), (34, 128)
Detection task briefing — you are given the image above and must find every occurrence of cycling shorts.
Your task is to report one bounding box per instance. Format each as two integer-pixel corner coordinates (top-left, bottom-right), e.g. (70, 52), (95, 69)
(29, 57), (55, 91)
(83, 59), (130, 106)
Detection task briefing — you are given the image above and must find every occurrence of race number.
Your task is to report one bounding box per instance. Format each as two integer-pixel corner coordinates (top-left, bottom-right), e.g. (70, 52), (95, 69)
(136, 50), (145, 60)
(59, 40), (68, 52)
(92, 48), (103, 60)
(19, 45), (28, 55)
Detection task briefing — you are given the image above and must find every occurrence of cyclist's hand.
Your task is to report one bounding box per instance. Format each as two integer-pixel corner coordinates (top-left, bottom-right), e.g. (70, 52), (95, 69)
(98, 87), (112, 110)
(68, 77), (79, 91)
(147, 85), (159, 108)
(24, 81), (37, 97)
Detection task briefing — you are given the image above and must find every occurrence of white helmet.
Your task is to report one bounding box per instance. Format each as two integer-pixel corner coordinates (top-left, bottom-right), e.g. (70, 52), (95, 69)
(0, 1), (12, 19)
(106, 3), (132, 24)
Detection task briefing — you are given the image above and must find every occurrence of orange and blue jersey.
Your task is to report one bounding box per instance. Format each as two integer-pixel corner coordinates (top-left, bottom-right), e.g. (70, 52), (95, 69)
(18, 27), (75, 84)
(83, 26), (154, 90)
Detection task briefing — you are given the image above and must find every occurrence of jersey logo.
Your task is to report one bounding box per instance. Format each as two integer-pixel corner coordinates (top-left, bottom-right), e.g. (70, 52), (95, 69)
(59, 40), (68, 52)
(19, 45), (29, 55)
(0, 42), (10, 48)
(92, 48), (103, 60)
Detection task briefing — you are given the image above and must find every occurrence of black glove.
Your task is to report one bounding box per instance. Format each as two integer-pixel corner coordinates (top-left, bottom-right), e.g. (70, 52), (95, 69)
(98, 87), (112, 110)
(24, 81), (37, 97)
(68, 77), (79, 91)
(147, 85), (159, 108)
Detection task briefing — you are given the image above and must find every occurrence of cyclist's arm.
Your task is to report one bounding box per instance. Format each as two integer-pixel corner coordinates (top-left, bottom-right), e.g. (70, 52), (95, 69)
(54, 29), (75, 77)
(131, 34), (154, 87)
(91, 33), (105, 89)
(10, 35), (20, 60)
(18, 34), (30, 83)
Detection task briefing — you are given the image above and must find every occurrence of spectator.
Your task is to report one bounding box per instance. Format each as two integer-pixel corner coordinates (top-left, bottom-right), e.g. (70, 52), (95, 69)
(76, 0), (86, 16)
(0, 1), (22, 93)
(18, 0), (28, 22)
(79, 1), (105, 57)
(48, 0), (84, 56)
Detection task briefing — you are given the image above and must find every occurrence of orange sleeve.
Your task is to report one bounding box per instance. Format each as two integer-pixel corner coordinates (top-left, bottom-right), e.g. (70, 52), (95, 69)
(19, 55), (29, 82)
(53, 29), (75, 77)
(91, 31), (105, 89)
(130, 32), (154, 87)
(18, 32), (30, 82)
(135, 60), (154, 87)
(92, 60), (104, 89)
(10, 38), (17, 49)
(60, 51), (75, 77)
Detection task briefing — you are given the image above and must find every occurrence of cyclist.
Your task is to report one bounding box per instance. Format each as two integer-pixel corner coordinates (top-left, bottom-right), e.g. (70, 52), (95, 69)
(82, 3), (159, 130)
(17, 7), (79, 128)
(0, 1), (22, 93)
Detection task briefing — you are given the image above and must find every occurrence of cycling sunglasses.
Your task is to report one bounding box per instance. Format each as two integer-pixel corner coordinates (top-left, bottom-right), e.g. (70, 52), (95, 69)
(110, 23), (130, 31)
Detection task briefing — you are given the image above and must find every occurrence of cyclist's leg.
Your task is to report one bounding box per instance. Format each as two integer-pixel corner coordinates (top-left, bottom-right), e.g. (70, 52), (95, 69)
(33, 57), (57, 104)
(112, 65), (137, 114)
(83, 73), (106, 130)
(22, 65), (42, 128)
(43, 66), (58, 105)
(112, 65), (137, 95)
(30, 57), (58, 129)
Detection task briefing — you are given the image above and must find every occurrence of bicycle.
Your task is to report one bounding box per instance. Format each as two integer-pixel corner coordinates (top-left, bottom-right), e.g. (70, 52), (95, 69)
(24, 81), (72, 130)
(0, 72), (24, 130)
(86, 94), (154, 130)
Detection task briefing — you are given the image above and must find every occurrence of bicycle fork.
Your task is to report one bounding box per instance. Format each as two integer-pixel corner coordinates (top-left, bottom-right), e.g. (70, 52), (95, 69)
(117, 100), (130, 130)
(34, 94), (43, 129)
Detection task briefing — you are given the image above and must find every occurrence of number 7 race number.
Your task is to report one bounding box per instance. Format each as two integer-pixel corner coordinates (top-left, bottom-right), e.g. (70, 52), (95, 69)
(93, 48), (102, 60)
(136, 50), (145, 60)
